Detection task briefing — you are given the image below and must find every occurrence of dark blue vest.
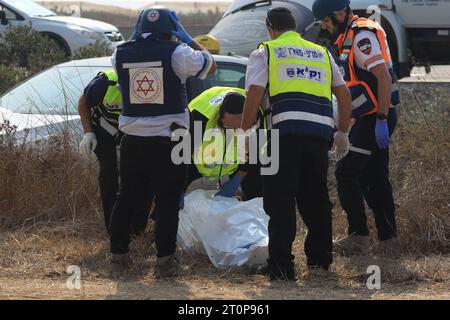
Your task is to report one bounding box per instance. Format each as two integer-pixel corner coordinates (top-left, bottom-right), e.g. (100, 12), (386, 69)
(269, 92), (334, 142)
(115, 35), (187, 117)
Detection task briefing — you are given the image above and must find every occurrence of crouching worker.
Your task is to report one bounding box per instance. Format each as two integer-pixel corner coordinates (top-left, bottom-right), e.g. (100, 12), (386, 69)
(182, 86), (266, 202)
(78, 70), (152, 236)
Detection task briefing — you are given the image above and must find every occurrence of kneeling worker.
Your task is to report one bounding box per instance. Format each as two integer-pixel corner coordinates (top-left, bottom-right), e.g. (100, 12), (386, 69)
(185, 86), (266, 200)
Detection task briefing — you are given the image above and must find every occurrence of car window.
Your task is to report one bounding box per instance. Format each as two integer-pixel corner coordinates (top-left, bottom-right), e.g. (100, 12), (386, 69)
(1, 60), (247, 116)
(209, 7), (269, 57)
(210, 1), (314, 57)
(187, 62), (247, 100)
(0, 5), (19, 20)
(2, 0), (56, 17)
(0, 65), (109, 115)
(207, 63), (247, 88)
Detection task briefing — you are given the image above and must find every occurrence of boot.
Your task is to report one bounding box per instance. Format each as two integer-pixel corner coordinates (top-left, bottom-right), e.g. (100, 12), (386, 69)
(267, 259), (297, 281)
(155, 254), (179, 278)
(110, 253), (130, 275)
(334, 235), (369, 256)
(374, 237), (401, 258)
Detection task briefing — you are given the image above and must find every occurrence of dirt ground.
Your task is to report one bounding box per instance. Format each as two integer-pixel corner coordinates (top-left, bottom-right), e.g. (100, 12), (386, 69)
(0, 277), (449, 300)
(0, 219), (448, 300)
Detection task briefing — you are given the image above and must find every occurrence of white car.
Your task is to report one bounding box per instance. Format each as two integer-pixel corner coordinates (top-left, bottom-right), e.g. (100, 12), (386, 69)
(0, 0), (124, 55)
(0, 55), (248, 143)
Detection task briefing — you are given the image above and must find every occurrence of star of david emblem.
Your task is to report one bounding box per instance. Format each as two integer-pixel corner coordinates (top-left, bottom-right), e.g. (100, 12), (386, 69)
(136, 75), (154, 96)
(147, 10), (160, 22)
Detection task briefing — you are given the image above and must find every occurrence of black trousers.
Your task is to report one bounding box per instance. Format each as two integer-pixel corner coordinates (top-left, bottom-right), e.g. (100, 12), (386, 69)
(335, 109), (398, 241)
(93, 126), (151, 235)
(109, 135), (187, 256)
(263, 135), (333, 270)
(185, 164), (262, 200)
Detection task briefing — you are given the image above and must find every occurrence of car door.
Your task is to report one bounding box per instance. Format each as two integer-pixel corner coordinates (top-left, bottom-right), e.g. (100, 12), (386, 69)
(0, 2), (26, 33)
(186, 61), (247, 101)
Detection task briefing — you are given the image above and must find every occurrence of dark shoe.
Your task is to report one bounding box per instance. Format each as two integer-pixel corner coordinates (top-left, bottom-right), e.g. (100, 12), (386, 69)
(373, 237), (401, 258)
(307, 259), (330, 271)
(247, 264), (268, 275)
(334, 235), (369, 256)
(155, 255), (179, 278)
(306, 265), (331, 278)
(110, 253), (130, 276)
(267, 260), (297, 281)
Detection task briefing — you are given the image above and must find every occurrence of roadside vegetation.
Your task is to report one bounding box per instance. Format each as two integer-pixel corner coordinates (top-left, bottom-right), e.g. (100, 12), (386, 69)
(0, 25), (113, 95)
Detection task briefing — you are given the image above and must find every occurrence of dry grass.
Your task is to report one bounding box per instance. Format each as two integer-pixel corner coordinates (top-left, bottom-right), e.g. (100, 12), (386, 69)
(0, 85), (449, 298)
(390, 84), (450, 254)
(0, 218), (448, 299)
(0, 128), (99, 229)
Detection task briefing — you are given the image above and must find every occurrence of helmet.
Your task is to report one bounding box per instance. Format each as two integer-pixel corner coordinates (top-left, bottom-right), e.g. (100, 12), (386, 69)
(193, 35), (221, 54)
(138, 6), (176, 35)
(312, 0), (350, 21)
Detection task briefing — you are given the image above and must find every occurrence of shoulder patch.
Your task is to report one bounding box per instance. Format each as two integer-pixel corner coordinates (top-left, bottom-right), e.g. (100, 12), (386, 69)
(357, 38), (372, 55)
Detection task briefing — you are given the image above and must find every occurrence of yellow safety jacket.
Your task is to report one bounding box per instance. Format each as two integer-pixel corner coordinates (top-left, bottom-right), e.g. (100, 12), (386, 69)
(93, 70), (122, 137)
(261, 31), (334, 141)
(189, 86), (266, 179)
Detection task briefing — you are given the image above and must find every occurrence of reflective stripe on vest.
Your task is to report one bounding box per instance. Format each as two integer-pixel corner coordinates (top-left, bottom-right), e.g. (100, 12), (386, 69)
(262, 31), (334, 141)
(99, 117), (119, 137)
(93, 70), (122, 136)
(336, 16), (400, 118)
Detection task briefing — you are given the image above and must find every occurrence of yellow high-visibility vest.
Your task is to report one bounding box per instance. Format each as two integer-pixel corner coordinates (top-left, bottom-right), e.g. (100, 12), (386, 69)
(261, 31), (334, 141)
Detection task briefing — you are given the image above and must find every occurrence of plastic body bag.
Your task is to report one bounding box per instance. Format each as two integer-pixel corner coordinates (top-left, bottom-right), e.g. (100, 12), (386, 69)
(177, 190), (269, 268)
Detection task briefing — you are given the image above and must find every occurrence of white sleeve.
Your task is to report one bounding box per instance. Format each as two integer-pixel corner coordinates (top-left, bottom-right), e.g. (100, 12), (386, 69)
(172, 43), (214, 83)
(111, 49), (118, 75)
(328, 51), (346, 88)
(245, 48), (269, 92)
(353, 31), (385, 71)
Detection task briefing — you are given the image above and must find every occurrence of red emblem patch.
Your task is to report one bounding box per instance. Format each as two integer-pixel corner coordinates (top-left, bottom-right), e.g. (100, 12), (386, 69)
(357, 38), (372, 55)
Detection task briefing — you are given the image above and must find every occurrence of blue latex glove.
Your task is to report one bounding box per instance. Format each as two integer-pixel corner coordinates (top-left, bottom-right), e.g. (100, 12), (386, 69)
(169, 11), (193, 45)
(179, 192), (185, 209)
(215, 175), (242, 198)
(375, 119), (390, 149)
(129, 10), (143, 41)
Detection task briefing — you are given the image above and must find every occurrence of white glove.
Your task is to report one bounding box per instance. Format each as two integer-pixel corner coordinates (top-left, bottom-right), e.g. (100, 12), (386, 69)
(79, 132), (97, 155)
(333, 131), (350, 161)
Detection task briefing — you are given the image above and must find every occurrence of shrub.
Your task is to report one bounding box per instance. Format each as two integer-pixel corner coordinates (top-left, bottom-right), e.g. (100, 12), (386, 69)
(0, 25), (113, 94)
(72, 40), (114, 60)
(0, 64), (28, 95)
(0, 24), (67, 74)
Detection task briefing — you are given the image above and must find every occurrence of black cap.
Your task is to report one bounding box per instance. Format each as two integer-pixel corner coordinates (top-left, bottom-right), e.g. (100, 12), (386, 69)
(221, 92), (245, 114)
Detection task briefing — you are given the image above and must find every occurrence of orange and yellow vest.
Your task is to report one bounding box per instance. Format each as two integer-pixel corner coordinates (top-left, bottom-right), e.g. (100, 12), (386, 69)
(336, 16), (400, 118)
